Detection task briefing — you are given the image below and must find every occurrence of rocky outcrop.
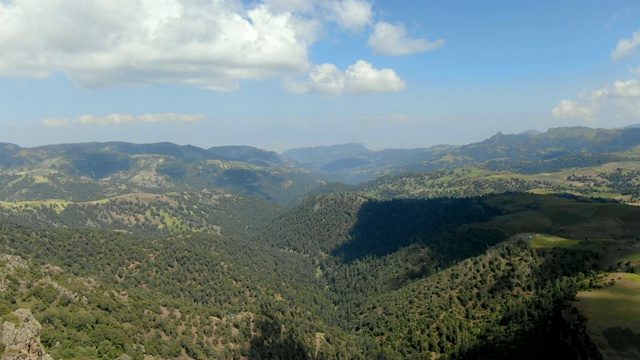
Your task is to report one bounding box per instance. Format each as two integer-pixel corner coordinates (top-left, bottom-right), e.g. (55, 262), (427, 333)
(1, 309), (53, 360)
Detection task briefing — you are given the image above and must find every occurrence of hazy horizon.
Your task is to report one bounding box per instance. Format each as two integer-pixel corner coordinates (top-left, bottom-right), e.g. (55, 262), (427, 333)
(4, 122), (639, 155)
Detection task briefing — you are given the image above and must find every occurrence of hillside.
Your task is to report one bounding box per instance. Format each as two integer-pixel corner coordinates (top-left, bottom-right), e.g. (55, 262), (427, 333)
(0, 142), (322, 204)
(0, 191), (284, 238)
(355, 157), (640, 205)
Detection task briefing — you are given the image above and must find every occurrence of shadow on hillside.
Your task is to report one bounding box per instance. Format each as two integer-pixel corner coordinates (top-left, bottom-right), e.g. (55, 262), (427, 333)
(249, 304), (308, 359)
(331, 197), (505, 264)
(459, 242), (602, 360)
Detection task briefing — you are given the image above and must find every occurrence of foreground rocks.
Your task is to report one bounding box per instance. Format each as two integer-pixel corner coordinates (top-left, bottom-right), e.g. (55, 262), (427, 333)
(1, 309), (53, 360)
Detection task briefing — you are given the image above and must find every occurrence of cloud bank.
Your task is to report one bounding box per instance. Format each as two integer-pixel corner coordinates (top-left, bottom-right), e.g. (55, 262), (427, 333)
(42, 113), (204, 127)
(0, 0), (321, 91)
(0, 0), (443, 96)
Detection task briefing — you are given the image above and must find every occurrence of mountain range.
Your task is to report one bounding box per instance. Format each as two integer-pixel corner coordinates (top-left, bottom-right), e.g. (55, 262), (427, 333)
(0, 125), (639, 359)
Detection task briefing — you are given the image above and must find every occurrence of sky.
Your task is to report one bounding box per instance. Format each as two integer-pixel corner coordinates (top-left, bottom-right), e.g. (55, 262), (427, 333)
(1, 0), (640, 152)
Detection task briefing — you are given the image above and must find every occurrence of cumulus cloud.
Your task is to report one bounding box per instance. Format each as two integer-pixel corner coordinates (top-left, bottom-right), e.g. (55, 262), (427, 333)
(552, 100), (599, 121)
(552, 89), (609, 121)
(323, 0), (373, 33)
(303, 63), (347, 97)
(0, 0), (320, 90)
(368, 21), (445, 56)
(611, 29), (640, 61)
(612, 80), (640, 118)
(42, 113), (204, 127)
(552, 79), (640, 121)
(345, 60), (406, 94)
(286, 60), (405, 96)
(264, 0), (316, 14)
(0, 0), (432, 96)
(612, 79), (640, 97)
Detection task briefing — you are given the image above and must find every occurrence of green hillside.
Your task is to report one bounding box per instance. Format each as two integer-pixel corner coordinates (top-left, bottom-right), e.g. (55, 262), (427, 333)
(1, 133), (640, 358)
(0, 142), (322, 204)
(2, 191), (634, 358)
(0, 191), (284, 238)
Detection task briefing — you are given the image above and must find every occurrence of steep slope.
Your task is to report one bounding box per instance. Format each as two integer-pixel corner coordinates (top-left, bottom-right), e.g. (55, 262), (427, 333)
(257, 191), (640, 357)
(0, 224), (363, 359)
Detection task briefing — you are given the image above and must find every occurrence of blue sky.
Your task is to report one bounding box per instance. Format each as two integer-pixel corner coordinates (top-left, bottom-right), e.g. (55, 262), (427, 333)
(1, 0), (640, 152)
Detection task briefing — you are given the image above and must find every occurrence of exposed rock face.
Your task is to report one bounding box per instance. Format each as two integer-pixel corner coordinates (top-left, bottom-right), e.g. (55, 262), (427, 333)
(1, 309), (53, 360)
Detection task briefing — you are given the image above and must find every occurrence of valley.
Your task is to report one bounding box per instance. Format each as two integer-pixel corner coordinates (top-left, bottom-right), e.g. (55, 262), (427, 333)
(0, 126), (640, 359)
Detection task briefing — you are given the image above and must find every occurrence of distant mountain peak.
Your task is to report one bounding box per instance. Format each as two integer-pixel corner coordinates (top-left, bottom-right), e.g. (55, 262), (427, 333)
(289, 143), (369, 152)
(281, 143), (371, 163)
(518, 129), (543, 136)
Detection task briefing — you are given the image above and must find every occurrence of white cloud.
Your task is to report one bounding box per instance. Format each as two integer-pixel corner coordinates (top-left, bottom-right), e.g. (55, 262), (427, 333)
(0, 0), (430, 96)
(612, 80), (640, 118)
(42, 113), (204, 127)
(0, 0), (320, 90)
(305, 63), (347, 97)
(551, 100), (598, 121)
(611, 29), (640, 61)
(345, 60), (405, 94)
(368, 21), (444, 56)
(264, 0), (316, 14)
(613, 79), (640, 97)
(552, 79), (640, 121)
(554, 28), (640, 122)
(323, 0), (373, 33)
(552, 89), (608, 121)
(286, 60), (404, 96)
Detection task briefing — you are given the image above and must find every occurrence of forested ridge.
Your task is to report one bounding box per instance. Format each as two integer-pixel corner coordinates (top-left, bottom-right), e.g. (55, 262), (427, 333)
(1, 192), (634, 359)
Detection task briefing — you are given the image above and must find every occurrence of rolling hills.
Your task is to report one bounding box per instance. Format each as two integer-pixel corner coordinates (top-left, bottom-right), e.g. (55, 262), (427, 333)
(0, 142), (322, 204)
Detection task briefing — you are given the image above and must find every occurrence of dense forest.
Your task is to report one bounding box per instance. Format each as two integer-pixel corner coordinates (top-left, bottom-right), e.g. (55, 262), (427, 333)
(0, 128), (640, 359)
(0, 197), (611, 359)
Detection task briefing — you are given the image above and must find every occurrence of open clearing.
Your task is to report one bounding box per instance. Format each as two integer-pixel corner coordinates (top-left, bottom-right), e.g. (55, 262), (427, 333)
(573, 273), (640, 360)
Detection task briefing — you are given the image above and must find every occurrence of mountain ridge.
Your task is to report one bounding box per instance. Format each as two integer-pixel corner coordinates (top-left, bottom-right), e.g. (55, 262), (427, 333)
(281, 126), (640, 183)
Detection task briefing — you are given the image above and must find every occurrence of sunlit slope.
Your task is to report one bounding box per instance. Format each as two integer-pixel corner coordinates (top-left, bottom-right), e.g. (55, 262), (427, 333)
(358, 158), (640, 204)
(0, 191), (285, 238)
